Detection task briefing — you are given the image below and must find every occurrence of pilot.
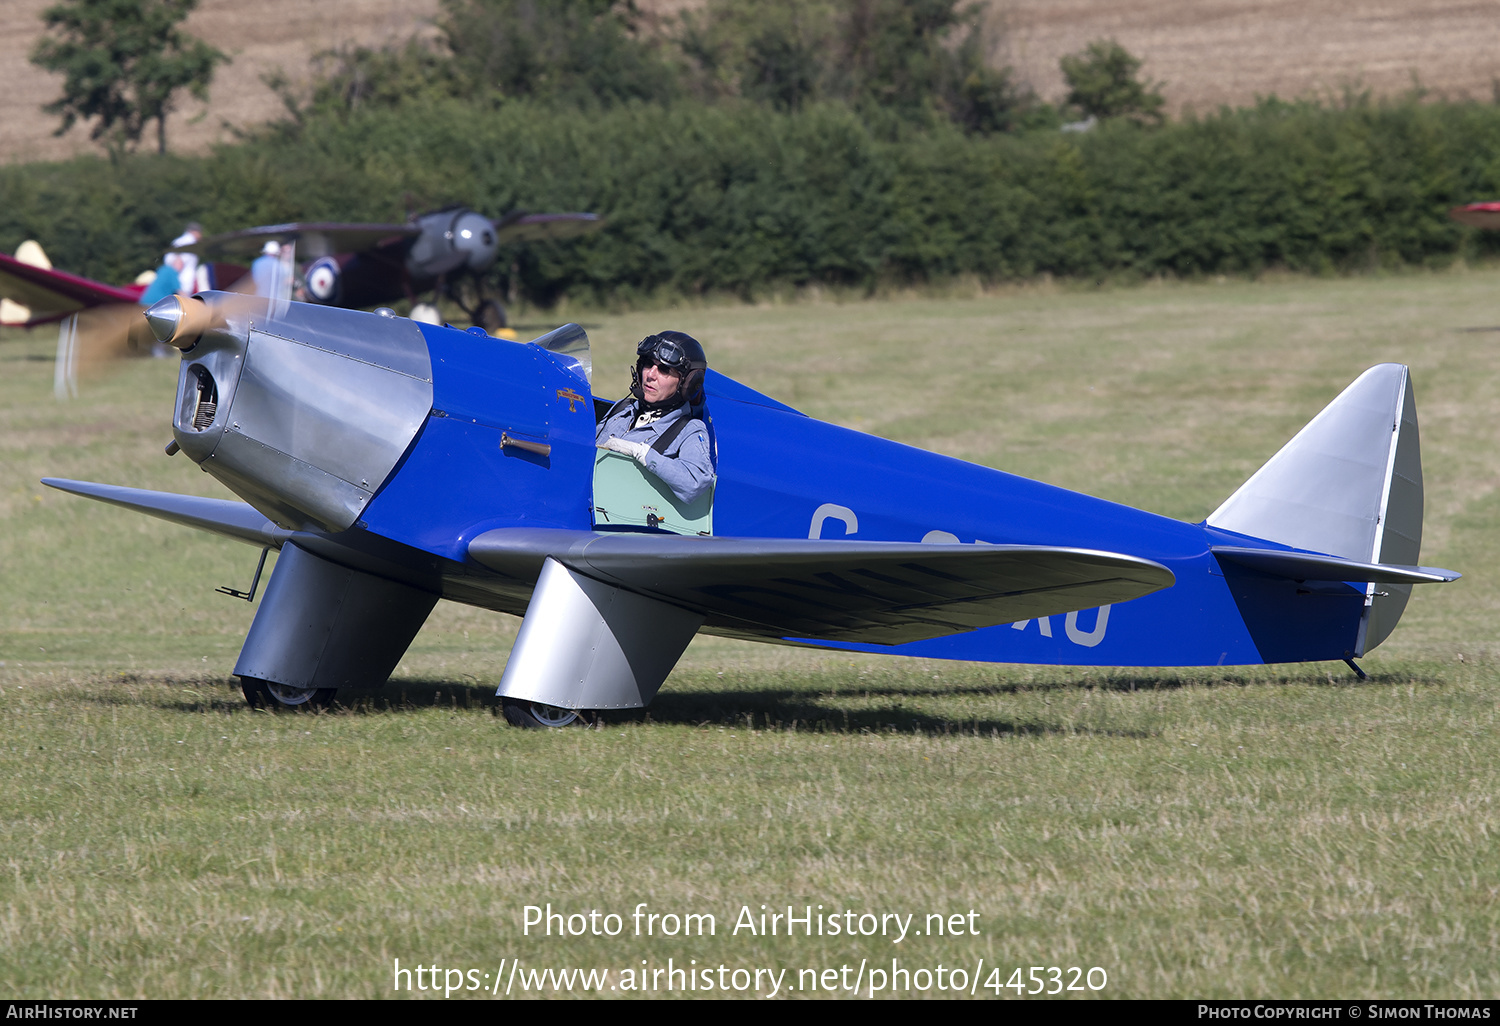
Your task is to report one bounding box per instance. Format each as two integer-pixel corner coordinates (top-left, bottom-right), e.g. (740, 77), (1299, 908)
(596, 331), (716, 505)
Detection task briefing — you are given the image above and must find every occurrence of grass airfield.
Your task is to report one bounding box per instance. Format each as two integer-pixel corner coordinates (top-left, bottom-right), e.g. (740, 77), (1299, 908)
(1, 269), (1498, 999)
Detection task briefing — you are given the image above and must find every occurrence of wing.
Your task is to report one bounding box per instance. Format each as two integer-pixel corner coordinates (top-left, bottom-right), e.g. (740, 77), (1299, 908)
(469, 528), (1175, 645)
(43, 481), (1176, 646)
(492, 212), (604, 244)
(183, 223), (421, 261)
(0, 253), (143, 325)
(1449, 202), (1500, 230)
(41, 478), (286, 547)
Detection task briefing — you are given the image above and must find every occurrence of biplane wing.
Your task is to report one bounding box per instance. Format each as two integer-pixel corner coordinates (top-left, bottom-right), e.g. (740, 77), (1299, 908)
(184, 213), (604, 262)
(1449, 202), (1500, 230)
(492, 211), (603, 244)
(182, 223), (422, 262)
(0, 250), (143, 326)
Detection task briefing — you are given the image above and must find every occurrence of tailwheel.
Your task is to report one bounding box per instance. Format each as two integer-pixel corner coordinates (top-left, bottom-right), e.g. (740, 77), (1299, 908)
(501, 698), (598, 729)
(241, 676), (336, 711)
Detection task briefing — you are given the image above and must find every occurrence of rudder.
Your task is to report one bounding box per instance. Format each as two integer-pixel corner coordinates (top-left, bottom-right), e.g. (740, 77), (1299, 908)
(1206, 364), (1423, 654)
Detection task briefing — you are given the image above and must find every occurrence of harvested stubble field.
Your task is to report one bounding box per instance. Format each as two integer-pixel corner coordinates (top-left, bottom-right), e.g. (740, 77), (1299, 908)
(1, 270), (1499, 998)
(4, 1), (1500, 163)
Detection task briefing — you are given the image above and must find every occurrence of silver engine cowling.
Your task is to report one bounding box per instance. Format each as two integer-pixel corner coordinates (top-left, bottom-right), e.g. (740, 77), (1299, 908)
(150, 292), (433, 533)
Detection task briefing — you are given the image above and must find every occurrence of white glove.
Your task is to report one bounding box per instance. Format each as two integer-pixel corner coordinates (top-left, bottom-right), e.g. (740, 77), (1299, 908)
(599, 436), (649, 463)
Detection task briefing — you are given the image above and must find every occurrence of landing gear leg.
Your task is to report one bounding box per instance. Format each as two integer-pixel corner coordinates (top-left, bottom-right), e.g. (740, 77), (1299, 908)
(448, 275), (508, 335)
(409, 276), (447, 326)
(476, 299), (507, 333)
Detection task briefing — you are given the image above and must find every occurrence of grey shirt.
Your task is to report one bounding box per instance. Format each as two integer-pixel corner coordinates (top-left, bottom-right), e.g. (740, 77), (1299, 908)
(596, 399), (716, 504)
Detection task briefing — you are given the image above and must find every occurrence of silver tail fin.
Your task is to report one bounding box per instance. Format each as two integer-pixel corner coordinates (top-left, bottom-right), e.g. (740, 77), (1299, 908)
(1207, 364), (1423, 654)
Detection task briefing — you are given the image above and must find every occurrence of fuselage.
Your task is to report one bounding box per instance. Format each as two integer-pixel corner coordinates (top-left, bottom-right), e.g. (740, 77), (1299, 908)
(159, 299), (1368, 670)
(347, 322), (1363, 668)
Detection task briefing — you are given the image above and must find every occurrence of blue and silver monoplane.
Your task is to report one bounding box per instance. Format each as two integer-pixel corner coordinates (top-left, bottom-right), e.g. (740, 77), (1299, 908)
(44, 293), (1459, 727)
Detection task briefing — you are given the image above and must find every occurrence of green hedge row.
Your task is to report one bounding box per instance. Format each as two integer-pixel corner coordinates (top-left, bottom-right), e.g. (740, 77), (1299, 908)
(6, 97), (1500, 304)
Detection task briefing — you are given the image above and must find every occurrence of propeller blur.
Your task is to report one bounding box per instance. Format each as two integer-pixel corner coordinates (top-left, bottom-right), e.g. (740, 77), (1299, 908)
(0, 240), (252, 399)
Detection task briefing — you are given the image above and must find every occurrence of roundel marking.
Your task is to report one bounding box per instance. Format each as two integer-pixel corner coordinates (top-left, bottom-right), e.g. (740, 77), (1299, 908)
(306, 257), (341, 303)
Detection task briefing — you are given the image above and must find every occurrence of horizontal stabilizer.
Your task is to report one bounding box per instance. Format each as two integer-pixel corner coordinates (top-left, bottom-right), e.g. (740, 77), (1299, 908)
(1212, 546), (1460, 585)
(42, 478), (286, 548)
(470, 528), (1175, 645)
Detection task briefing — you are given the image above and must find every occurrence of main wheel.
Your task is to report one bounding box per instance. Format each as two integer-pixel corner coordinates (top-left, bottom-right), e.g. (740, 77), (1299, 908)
(241, 676), (336, 711)
(475, 299), (508, 334)
(501, 697), (596, 729)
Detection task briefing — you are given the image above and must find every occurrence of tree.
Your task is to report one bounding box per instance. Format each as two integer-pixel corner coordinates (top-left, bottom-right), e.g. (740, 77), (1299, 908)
(835, 0), (973, 117)
(1060, 39), (1165, 124)
(284, 38), (466, 121)
(673, 0), (835, 109)
(439, 0), (679, 107)
(30, 0), (228, 157)
(677, 0), (1042, 130)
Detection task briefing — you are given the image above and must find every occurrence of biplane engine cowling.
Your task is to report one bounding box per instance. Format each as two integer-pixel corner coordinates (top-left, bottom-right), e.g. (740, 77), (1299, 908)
(404, 208), (499, 279)
(155, 293), (434, 533)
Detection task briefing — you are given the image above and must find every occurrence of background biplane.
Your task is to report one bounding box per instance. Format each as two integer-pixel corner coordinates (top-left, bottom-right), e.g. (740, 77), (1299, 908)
(1449, 201), (1500, 229)
(43, 293), (1458, 727)
(176, 206), (603, 333)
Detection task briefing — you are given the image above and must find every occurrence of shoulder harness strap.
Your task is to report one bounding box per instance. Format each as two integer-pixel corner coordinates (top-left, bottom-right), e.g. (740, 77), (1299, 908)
(651, 411), (697, 456)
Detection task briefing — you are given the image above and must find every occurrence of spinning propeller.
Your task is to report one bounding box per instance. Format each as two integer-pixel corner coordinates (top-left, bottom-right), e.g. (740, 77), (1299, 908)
(51, 304), (160, 399)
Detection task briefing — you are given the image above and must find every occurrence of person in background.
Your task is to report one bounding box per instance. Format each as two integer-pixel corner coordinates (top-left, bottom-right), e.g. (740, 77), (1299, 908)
(165, 223), (205, 296)
(251, 240), (282, 298)
(136, 260), (180, 308)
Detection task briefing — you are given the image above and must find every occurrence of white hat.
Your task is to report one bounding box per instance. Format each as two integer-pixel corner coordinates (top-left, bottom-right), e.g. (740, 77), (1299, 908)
(261, 240), (281, 256)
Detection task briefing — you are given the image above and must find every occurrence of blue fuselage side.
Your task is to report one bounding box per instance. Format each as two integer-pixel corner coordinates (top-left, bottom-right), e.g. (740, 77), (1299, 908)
(361, 325), (1365, 667)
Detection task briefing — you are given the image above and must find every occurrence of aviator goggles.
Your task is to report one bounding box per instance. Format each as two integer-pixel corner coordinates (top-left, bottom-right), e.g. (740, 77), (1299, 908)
(637, 334), (690, 372)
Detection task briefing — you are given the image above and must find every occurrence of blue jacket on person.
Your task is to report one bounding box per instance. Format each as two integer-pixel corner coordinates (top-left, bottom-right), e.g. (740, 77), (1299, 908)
(596, 398), (716, 504)
(137, 263), (180, 307)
